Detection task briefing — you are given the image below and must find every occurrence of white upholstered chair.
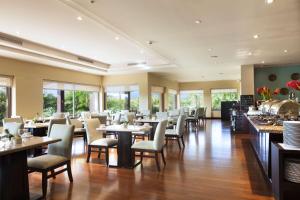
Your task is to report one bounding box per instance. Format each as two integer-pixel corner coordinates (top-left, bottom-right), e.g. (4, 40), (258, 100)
(27, 124), (75, 198)
(69, 118), (86, 143)
(131, 120), (168, 171)
(186, 108), (200, 128)
(3, 122), (23, 135)
(156, 112), (168, 121)
(48, 118), (66, 136)
(165, 115), (186, 149)
(85, 119), (118, 166)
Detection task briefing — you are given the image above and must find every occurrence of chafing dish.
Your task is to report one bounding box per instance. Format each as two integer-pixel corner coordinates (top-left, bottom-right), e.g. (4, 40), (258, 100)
(259, 100), (280, 114)
(269, 100), (299, 118)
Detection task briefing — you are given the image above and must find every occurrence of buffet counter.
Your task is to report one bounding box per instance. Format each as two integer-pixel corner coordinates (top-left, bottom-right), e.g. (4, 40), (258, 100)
(245, 114), (283, 180)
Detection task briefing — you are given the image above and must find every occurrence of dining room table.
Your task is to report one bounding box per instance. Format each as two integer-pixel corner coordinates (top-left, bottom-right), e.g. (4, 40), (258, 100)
(135, 119), (160, 140)
(0, 136), (61, 200)
(24, 122), (49, 137)
(97, 124), (151, 168)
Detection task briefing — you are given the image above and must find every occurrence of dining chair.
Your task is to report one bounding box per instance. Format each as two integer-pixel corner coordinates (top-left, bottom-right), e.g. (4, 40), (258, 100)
(85, 119), (118, 166)
(165, 115), (186, 149)
(125, 112), (135, 125)
(198, 107), (207, 124)
(3, 117), (24, 128)
(69, 118), (86, 144)
(156, 112), (168, 121)
(27, 124), (75, 198)
(185, 108), (200, 128)
(131, 120), (168, 171)
(113, 112), (121, 124)
(48, 118), (66, 136)
(92, 115), (107, 125)
(3, 122), (23, 135)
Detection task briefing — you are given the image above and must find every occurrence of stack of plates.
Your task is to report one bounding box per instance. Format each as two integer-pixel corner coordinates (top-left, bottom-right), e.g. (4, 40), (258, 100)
(283, 121), (300, 148)
(285, 158), (300, 183)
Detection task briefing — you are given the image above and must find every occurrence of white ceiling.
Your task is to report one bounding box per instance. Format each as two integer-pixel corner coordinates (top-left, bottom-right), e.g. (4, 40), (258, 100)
(0, 0), (300, 82)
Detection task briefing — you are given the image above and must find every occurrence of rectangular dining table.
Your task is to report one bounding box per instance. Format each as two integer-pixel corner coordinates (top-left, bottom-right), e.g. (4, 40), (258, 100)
(0, 136), (61, 200)
(135, 119), (160, 140)
(97, 125), (151, 168)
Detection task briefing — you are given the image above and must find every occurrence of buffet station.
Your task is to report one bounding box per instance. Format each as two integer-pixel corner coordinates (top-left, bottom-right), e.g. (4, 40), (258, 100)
(244, 94), (300, 200)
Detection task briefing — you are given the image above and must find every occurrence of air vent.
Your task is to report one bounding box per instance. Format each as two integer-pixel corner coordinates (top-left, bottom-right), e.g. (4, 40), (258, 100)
(211, 55), (218, 58)
(0, 32), (23, 46)
(127, 62), (146, 66)
(77, 56), (94, 64)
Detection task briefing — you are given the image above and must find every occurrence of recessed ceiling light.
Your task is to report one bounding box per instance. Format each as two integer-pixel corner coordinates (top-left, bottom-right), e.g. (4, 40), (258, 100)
(211, 55), (218, 58)
(208, 48), (212, 51)
(195, 20), (202, 24)
(284, 49), (288, 53)
(140, 50), (144, 54)
(248, 52), (252, 56)
(115, 36), (120, 40)
(253, 34), (259, 39)
(261, 61), (265, 64)
(219, 73), (224, 75)
(265, 0), (274, 4)
(16, 31), (20, 35)
(77, 16), (83, 21)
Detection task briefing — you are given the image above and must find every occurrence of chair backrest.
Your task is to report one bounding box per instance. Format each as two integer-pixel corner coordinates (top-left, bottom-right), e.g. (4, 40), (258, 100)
(113, 113), (121, 124)
(176, 115), (186, 136)
(153, 120), (168, 151)
(3, 122), (23, 135)
(48, 118), (67, 136)
(52, 113), (66, 119)
(81, 112), (92, 120)
(3, 117), (24, 129)
(92, 115), (107, 125)
(125, 112), (135, 125)
(156, 112), (168, 121)
(70, 119), (83, 129)
(85, 118), (103, 145)
(48, 124), (74, 159)
(193, 108), (200, 119)
(198, 107), (206, 118)
(66, 116), (72, 125)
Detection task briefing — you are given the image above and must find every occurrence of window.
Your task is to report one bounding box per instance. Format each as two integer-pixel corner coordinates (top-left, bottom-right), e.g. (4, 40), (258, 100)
(105, 85), (139, 113)
(43, 81), (100, 117)
(180, 90), (204, 109)
(211, 89), (238, 111)
(151, 92), (161, 114)
(168, 89), (177, 110)
(0, 76), (12, 125)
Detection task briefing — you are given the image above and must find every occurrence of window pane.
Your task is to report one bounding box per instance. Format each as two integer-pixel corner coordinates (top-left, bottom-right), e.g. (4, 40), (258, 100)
(64, 90), (74, 116)
(130, 90), (139, 112)
(168, 93), (176, 110)
(43, 89), (58, 117)
(211, 89), (238, 111)
(180, 90), (204, 108)
(74, 91), (91, 116)
(0, 86), (8, 125)
(106, 92), (127, 112)
(151, 93), (161, 114)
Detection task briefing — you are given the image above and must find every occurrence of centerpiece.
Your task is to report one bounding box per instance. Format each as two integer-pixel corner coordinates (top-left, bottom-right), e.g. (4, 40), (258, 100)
(286, 80), (300, 101)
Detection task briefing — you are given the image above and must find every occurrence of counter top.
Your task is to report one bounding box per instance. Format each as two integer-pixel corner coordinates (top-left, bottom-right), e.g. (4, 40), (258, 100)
(245, 114), (283, 134)
(0, 136), (61, 156)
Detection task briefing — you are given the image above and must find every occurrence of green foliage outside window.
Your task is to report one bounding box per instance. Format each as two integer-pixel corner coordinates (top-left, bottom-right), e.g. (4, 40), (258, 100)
(130, 91), (139, 112)
(211, 91), (238, 110)
(0, 87), (7, 124)
(106, 93), (127, 113)
(43, 89), (57, 117)
(151, 93), (160, 114)
(180, 92), (203, 108)
(168, 93), (176, 110)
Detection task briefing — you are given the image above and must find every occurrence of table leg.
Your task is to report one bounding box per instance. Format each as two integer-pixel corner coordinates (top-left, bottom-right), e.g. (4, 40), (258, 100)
(0, 150), (29, 200)
(117, 132), (134, 168)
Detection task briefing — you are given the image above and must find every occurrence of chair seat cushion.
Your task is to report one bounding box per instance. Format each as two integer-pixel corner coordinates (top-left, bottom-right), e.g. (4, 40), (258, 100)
(28, 154), (68, 169)
(165, 129), (178, 136)
(131, 141), (156, 151)
(90, 138), (118, 147)
(74, 128), (85, 133)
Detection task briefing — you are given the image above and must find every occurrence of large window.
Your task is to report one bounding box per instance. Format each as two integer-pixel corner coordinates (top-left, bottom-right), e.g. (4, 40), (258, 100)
(180, 90), (204, 109)
(151, 92), (161, 114)
(105, 85), (139, 113)
(43, 81), (99, 117)
(168, 91), (177, 111)
(0, 76), (12, 125)
(211, 89), (238, 111)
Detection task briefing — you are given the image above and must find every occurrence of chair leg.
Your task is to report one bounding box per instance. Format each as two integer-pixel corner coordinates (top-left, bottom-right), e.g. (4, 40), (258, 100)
(166, 138), (169, 146)
(67, 161), (73, 182)
(42, 171), (48, 198)
(105, 148), (109, 167)
(51, 170), (56, 179)
(161, 150), (166, 166)
(132, 150), (136, 166)
(133, 135), (136, 143)
(140, 152), (144, 163)
(155, 152), (160, 171)
(98, 147), (102, 158)
(86, 146), (91, 163)
(177, 137), (181, 149)
(181, 136), (185, 147)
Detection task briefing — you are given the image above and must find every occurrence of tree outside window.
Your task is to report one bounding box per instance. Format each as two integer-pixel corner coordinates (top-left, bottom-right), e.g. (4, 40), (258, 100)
(151, 92), (161, 114)
(168, 93), (176, 110)
(180, 90), (204, 109)
(211, 89), (238, 110)
(0, 87), (7, 125)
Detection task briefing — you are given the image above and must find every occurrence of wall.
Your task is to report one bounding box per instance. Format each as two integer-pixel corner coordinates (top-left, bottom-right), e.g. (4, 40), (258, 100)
(241, 65), (254, 95)
(254, 65), (300, 101)
(179, 80), (240, 118)
(0, 57), (102, 118)
(102, 73), (149, 110)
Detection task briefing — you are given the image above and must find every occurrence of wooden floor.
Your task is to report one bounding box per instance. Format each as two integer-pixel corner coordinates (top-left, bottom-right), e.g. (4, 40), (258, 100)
(29, 120), (274, 200)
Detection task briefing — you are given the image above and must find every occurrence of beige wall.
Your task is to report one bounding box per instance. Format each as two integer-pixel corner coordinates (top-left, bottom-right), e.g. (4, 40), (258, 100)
(179, 80), (240, 118)
(0, 57), (102, 118)
(241, 65), (254, 95)
(102, 73), (149, 110)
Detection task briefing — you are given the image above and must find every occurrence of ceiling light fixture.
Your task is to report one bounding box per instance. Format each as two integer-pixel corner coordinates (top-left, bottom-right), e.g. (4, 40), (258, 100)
(261, 61), (265, 64)
(253, 34), (259, 39)
(195, 20), (202, 24)
(284, 49), (288, 53)
(115, 36), (120, 41)
(248, 52), (252, 56)
(265, 0), (274, 4)
(77, 16), (83, 21)
(140, 50), (144, 54)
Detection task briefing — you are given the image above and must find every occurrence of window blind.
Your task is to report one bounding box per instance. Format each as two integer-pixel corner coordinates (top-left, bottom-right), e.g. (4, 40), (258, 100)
(43, 81), (100, 92)
(0, 76), (12, 87)
(105, 85), (139, 93)
(151, 86), (164, 94)
(211, 89), (237, 94)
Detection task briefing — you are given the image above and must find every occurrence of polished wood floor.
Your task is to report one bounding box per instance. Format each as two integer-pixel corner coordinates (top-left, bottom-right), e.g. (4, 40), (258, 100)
(29, 120), (274, 200)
